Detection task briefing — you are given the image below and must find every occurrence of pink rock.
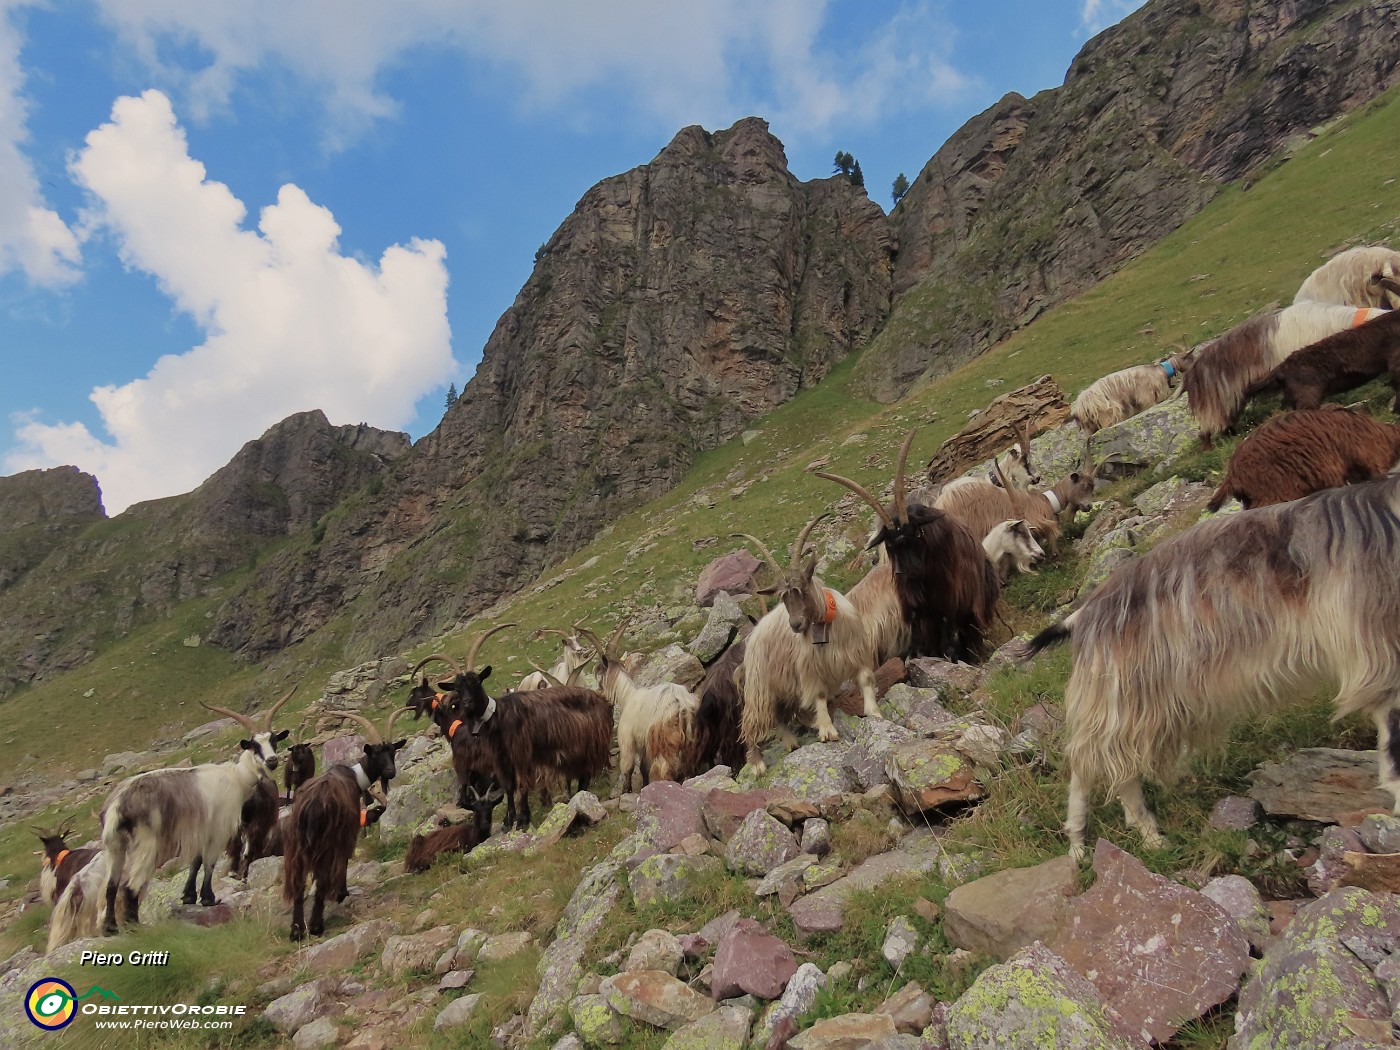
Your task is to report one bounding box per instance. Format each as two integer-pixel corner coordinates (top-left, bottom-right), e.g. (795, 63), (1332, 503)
(635, 781), (707, 853)
(696, 551), (763, 607)
(711, 918), (798, 1001)
(1047, 839), (1251, 1045)
(703, 788), (776, 842)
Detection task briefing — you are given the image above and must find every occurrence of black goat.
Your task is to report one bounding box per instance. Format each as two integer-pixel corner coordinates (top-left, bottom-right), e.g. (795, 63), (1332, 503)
(32, 819), (99, 907)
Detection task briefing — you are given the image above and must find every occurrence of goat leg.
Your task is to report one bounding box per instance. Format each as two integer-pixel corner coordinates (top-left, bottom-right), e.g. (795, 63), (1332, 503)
(121, 886), (140, 925)
(199, 859), (217, 906)
(181, 858), (201, 905)
(309, 885), (326, 937)
(103, 882), (120, 935)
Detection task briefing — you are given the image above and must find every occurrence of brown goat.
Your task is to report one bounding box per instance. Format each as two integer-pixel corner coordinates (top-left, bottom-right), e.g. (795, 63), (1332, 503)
(1246, 309), (1400, 414)
(1207, 406), (1400, 512)
(403, 780), (503, 873)
(32, 820), (99, 907)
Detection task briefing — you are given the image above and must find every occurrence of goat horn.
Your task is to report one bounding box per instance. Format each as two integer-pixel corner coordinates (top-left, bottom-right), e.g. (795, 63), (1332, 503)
(328, 709), (381, 745)
(465, 623), (516, 671)
(893, 428), (917, 524)
(731, 533), (784, 579)
(812, 470), (894, 528)
(410, 653), (465, 680)
(790, 513), (829, 570)
(529, 662), (563, 687)
(605, 617), (631, 659)
(576, 627), (605, 655)
(199, 698), (259, 736)
(383, 706), (414, 741)
(535, 628), (574, 641)
(259, 685), (297, 733)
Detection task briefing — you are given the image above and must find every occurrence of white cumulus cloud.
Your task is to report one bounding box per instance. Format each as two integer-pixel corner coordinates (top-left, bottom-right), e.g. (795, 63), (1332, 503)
(0, 0), (80, 285)
(88, 0), (970, 141)
(5, 89), (453, 514)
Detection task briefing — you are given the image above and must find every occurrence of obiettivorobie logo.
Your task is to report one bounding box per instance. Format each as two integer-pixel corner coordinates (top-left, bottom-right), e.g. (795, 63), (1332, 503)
(24, 979), (119, 1030)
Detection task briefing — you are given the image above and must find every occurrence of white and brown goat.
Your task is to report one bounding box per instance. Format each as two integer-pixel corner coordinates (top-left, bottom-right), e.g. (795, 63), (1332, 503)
(1070, 351), (1189, 442)
(1294, 245), (1400, 310)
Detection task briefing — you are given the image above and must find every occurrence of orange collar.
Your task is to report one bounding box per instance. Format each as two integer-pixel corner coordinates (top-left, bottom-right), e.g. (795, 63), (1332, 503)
(448, 719), (463, 739)
(1354, 308), (1375, 328)
(46, 849), (69, 869)
(359, 809), (369, 827)
(821, 589), (838, 624)
(432, 693), (445, 711)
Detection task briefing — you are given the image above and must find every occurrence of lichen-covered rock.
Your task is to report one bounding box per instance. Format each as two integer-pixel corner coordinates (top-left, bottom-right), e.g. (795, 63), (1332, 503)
(626, 929), (685, 976)
(754, 853), (818, 906)
(380, 926), (457, 978)
(570, 992), (625, 1046)
(788, 1012), (898, 1049)
(710, 918), (798, 1001)
(882, 915), (919, 969)
(1047, 840), (1250, 1044)
(661, 1003), (752, 1050)
(527, 859), (625, 1041)
(689, 592), (745, 662)
(1232, 887), (1400, 1050)
(724, 809), (800, 876)
(943, 855), (1077, 960)
(945, 942), (1136, 1050)
(788, 840), (940, 936)
(878, 981), (936, 1036)
(265, 978), (341, 1034)
(1200, 875), (1271, 954)
(1208, 795), (1262, 831)
(753, 963), (827, 1047)
(530, 791), (609, 851)
(1308, 825), (1366, 897)
(1092, 395), (1198, 471)
(1357, 813), (1400, 855)
(702, 788), (775, 842)
(629, 853), (724, 908)
(634, 781), (708, 853)
(478, 930), (534, 963)
(435, 993), (484, 1031)
(841, 715), (917, 790)
(903, 659), (983, 699)
(635, 644), (705, 692)
(886, 741), (983, 813)
(801, 818), (831, 856)
(600, 970), (717, 1030)
(766, 743), (857, 803)
(302, 919), (396, 974)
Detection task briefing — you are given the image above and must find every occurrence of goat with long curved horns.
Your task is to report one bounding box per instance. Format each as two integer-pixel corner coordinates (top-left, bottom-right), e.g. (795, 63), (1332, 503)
(733, 513), (880, 773)
(282, 706), (409, 940)
(197, 687), (297, 885)
(816, 429), (1000, 663)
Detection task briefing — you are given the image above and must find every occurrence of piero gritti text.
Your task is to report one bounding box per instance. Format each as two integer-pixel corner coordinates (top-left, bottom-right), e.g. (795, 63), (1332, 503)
(79, 950), (170, 966)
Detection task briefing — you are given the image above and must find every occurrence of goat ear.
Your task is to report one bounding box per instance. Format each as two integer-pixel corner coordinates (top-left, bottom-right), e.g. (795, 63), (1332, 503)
(391, 738), (407, 751)
(273, 729), (290, 743)
(239, 738), (256, 751)
(1069, 472), (1081, 483)
(479, 665), (492, 682)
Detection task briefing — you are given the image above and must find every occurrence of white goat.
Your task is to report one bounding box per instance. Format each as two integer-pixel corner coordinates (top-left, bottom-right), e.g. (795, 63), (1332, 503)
(982, 518), (1044, 582)
(518, 625), (593, 691)
(1024, 471), (1400, 859)
(1070, 350), (1189, 440)
(579, 621), (699, 791)
(734, 516), (880, 773)
(1294, 245), (1400, 309)
(48, 851), (111, 952)
(98, 733), (280, 933)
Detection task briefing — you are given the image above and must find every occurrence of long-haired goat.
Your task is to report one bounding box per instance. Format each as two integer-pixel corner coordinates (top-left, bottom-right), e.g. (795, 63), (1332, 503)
(1244, 308), (1400, 414)
(932, 453), (1097, 556)
(818, 429), (1001, 663)
(1294, 245), (1400, 309)
(733, 514), (880, 773)
(578, 621), (699, 792)
(1207, 406), (1400, 511)
(1070, 351), (1190, 441)
(519, 624), (594, 691)
(434, 631), (612, 830)
(283, 708), (408, 940)
(1182, 302), (1386, 447)
(48, 851), (110, 952)
(99, 730), (282, 933)
(982, 519), (1045, 583)
(32, 819), (99, 907)
(1025, 471), (1400, 859)
(197, 688), (295, 882)
(403, 778), (504, 873)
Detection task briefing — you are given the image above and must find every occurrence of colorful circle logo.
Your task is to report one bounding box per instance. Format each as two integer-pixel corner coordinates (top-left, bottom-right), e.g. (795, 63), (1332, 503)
(25, 978), (77, 1030)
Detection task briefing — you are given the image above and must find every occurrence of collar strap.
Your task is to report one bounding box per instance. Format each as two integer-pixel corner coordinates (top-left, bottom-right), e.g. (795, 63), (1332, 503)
(1353, 308), (1375, 328)
(480, 696), (496, 726)
(1160, 360), (1176, 379)
(1042, 489), (1062, 514)
(448, 719), (463, 739)
(359, 809), (369, 827)
(432, 693), (444, 711)
(352, 763), (372, 794)
(821, 589), (838, 624)
(53, 849), (69, 869)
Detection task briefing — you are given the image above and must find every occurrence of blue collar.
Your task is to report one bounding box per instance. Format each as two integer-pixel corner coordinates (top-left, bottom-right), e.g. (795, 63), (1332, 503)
(1161, 360), (1176, 379)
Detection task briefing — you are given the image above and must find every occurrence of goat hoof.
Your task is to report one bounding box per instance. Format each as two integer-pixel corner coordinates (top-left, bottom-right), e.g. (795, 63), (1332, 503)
(818, 726), (839, 743)
(290, 926), (305, 942)
(181, 892), (197, 905)
(200, 895), (218, 907)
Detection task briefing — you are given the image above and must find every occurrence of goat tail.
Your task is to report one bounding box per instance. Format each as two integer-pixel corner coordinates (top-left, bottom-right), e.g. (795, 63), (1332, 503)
(1206, 482), (1230, 513)
(281, 821), (306, 905)
(1024, 613), (1077, 660)
(48, 852), (108, 953)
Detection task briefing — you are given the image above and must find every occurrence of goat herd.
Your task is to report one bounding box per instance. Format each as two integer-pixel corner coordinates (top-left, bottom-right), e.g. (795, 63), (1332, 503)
(30, 244), (1400, 953)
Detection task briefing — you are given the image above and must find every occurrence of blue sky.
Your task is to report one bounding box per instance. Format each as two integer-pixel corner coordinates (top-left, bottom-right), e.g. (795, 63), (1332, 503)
(0, 0), (1144, 514)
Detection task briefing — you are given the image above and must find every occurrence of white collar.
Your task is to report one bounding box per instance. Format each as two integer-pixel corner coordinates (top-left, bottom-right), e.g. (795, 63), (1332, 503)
(351, 763), (372, 793)
(1042, 489), (1062, 514)
(480, 696), (496, 725)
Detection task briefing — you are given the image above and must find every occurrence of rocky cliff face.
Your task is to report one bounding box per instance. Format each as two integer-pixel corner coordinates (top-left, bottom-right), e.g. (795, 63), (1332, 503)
(855, 0), (1400, 401)
(207, 118), (895, 662)
(0, 413), (406, 698)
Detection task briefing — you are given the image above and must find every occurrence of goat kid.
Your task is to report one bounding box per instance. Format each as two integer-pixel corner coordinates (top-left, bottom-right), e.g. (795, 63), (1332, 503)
(283, 708), (408, 940)
(403, 777), (504, 873)
(1025, 471), (1400, 859)
(982, 518), (1045, 582)
(32, 820), (99, 908)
